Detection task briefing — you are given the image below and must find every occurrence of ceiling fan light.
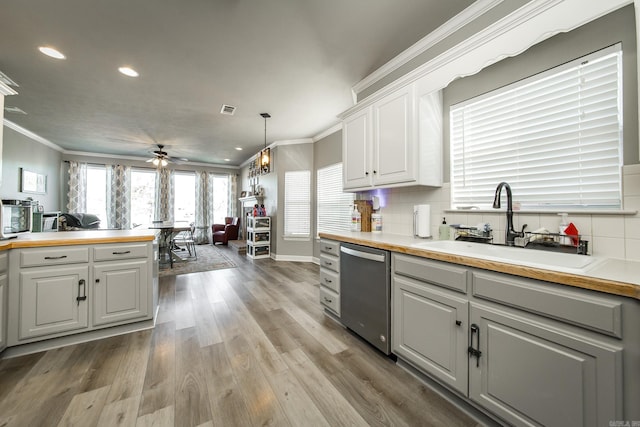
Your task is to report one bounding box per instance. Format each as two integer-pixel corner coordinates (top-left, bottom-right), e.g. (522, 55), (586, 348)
(160, 159), (168, 167)
(152, 158), (160, 166)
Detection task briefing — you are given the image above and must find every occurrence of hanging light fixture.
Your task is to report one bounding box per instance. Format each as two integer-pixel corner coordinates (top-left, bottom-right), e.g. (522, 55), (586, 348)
(260, 113), (271, 174)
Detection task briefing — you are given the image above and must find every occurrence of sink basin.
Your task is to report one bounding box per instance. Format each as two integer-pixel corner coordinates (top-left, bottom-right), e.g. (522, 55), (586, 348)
(411, 240), (601, 273)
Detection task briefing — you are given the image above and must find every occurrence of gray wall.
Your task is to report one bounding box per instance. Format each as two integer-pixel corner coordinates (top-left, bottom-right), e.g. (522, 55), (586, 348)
(1, 126), (62, 211)
(313, 130), (342, 259)
(442, 4), (638, 181)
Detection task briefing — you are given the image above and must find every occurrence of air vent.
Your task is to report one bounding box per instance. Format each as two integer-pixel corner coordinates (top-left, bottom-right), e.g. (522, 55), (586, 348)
(220, 104), (236, 115)
(4, 106), (26, 114)
(0, 70), (19, 87)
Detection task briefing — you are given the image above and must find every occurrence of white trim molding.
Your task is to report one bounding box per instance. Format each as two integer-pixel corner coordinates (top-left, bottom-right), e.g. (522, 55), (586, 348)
(4, 119), (64, 151)
(352, 0), (504, 95)
(312, 123), (342, 142)
(339, 0), (632, 119)
(0, 81), (18, 96)
(271, 252), (315, 263)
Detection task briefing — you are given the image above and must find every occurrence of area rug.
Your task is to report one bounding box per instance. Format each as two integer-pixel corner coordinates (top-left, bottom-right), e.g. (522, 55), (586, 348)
(159, 244), (237, 277)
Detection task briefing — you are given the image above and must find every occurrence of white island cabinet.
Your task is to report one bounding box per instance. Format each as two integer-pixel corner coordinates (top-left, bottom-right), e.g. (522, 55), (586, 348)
(6, 238), (155, 353)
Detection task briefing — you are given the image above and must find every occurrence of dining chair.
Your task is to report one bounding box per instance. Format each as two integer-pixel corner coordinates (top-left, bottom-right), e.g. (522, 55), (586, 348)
(173, 223), (197, 260)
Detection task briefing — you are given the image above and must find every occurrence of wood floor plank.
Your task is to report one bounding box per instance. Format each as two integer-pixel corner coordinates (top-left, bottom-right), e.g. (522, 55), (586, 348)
(200, 342), (253, 427)
(106, 330), (153, 403)
(0, 352), (43, 402)
(57, 385), (111, 427)
(174, 277), (196, 330)
(175, 327), (212, 427)
(190, 275), (223, 348)
(79, 334), (130, 393)
(97, 395), (141, 427)
(282, 348), (369, 427)
(136, 405), (174, 427)
(137, 321), (176, 418)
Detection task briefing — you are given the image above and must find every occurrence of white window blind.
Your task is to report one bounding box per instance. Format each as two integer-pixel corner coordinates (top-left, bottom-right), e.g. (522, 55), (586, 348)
(284, 170), (311, 238)
(450, 44), (623, 210)
(317, 163), (354, 235)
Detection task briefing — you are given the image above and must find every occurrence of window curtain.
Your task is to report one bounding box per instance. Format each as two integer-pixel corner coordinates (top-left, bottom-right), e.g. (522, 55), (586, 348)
(106, 164), (131, 229)
(67, 161), (87, 213)
(155, 168), (174, 222)
(194, 170), (211, 244)
(228, 174), (237, 217)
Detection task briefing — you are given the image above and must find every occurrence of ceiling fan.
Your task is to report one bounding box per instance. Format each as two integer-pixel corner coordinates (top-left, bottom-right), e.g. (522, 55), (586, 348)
(146, 144), (172, 167)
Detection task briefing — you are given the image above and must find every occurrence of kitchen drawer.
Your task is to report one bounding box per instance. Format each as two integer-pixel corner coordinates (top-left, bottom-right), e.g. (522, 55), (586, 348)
(320, 253), (339, 273)
(320, 286), (340, 316)
(93, 243), (148, 261)
(472, 271), (622, 338)
(20, 247), (89, 267)
(320, 268), (340, 293)
(393, 253), (468, 294)
(319, 239), (340, 257)
(0, 251), (7, 272)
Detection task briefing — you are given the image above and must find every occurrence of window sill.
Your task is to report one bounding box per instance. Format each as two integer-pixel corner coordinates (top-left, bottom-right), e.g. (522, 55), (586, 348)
(283, 235), (311, 242)
(444, 209), (638, 216)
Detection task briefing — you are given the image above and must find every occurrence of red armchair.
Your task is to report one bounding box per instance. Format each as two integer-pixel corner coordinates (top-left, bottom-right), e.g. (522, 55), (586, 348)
(212, 217), (240, 245)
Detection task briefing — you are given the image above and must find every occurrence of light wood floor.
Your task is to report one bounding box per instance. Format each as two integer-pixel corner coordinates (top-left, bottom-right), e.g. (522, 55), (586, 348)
(0, 248), (480, 427)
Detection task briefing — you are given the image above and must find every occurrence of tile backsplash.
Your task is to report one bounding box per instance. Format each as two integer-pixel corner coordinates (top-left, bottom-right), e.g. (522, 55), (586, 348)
(359, 164), (640, 261)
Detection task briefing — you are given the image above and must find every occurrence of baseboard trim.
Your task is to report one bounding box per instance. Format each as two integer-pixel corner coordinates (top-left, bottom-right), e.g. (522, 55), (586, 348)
(271, 253), (315, 262)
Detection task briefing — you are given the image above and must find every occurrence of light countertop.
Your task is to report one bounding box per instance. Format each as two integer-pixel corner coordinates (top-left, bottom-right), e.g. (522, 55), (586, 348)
(319, 231), (640, 300)
(0, 229), (158, 250)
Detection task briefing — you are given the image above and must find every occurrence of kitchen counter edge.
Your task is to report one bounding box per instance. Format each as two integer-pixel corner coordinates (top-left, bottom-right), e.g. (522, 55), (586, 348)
(319, 232), (640, 301)
(0, 229), (158, 250)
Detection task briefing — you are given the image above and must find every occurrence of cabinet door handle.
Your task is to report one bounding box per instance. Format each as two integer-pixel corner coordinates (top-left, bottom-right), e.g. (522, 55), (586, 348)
(112, 250), (131, 255)
(324, 278), (332, 283)
(76, 279), (87, 306)
(455, 320), (462, 326)
(324, 246), (333, 251)
(468, 323), (482, 367)
(373, 170), (377, 174)
(365, 171), (369, 176)
(44, 255), (67, 260)
(323, 297), (332, 303)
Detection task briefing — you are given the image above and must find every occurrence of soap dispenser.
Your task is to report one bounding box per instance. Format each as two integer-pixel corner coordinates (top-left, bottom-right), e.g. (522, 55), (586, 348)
(351, 206), (361, 232)
(439, 217), (451, 240)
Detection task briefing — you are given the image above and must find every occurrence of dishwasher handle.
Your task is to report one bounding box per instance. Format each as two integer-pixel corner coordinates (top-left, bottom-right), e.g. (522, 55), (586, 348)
(340, 246), (386, 262)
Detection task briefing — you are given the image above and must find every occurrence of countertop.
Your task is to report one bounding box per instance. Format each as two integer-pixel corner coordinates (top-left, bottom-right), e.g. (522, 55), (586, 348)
(319, 231), (640, 301)
(0, 229), (158, 250)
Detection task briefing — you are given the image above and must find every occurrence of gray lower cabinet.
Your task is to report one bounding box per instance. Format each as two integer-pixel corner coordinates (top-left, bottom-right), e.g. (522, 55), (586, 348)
(391, 252), (633, 426)
(469, 302), (622, 427)
(393, 275), (468, 395)
(0, 252), (8, 353)
(319, 239), (340, 316)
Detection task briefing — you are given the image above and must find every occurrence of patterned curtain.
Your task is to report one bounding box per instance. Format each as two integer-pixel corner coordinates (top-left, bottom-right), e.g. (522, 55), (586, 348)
(194, 170), (210, 244)
(155, 167), (174, 222)
(67, 161), (87, 213)
(228, 173), (237, 217)
(106, 164), (131, 229)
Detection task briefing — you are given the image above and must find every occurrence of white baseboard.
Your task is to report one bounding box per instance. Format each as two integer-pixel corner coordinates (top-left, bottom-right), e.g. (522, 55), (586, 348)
(271, 253), (315, 262)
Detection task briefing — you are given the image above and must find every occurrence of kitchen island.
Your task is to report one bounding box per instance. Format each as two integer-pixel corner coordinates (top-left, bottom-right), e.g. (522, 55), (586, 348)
(0, 229), (158, 358)
(320, 231), (640, 426)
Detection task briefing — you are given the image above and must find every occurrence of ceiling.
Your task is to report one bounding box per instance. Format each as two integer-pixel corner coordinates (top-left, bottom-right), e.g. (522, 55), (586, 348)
(0, 0), (473, 167)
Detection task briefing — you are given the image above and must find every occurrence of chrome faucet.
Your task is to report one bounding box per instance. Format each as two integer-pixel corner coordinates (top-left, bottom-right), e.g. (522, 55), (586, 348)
(492, 182), (518, 246)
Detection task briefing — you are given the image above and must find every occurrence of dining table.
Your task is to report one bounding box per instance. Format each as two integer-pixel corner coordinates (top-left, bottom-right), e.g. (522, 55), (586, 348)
(148, 221), (191, 268)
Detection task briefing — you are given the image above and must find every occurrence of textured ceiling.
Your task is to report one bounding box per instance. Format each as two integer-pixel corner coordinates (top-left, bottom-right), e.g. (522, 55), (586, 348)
(0, 0), (473, 166)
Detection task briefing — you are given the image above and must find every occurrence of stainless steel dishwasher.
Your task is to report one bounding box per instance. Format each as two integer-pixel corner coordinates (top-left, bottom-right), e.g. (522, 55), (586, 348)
(340, 242), (391, 354)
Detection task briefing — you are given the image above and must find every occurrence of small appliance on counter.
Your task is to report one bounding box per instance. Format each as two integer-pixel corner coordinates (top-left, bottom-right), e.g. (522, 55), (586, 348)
(413, 204), (431, 238)
(1, 199), (33, 239)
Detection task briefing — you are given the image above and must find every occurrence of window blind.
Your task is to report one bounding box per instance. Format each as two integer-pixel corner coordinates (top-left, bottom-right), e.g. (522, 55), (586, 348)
(284, 170), (311, 237)
(317, 163), (354, 235)
(450, 44), (623, 210)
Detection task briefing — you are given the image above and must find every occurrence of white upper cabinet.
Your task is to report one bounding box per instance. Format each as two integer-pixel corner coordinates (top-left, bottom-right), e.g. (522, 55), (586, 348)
(341, 83), (442, 191)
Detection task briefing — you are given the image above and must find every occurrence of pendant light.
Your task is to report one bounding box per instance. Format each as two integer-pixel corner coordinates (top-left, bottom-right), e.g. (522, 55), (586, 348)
(260, 113), (271, 174)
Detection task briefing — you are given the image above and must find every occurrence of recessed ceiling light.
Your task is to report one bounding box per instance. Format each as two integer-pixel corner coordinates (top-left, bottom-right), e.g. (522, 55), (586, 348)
(118, 66), (139, 77)
(224, 159), (231, 162)
(38, 46), (66, 60)
(235, 147), (243, 151)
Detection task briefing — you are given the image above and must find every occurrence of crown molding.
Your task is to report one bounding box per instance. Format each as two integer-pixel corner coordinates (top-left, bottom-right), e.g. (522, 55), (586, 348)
(62, 150), (239, 170)
(340, 0), (630, 119)
(312, 123), (342, 142)
(3, 119), (64, 151)
(0, 81), (18, 96)
(352, 0), (504, 95)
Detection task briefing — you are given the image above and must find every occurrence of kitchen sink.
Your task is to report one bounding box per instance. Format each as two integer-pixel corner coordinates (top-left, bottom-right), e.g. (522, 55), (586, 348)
(411, 240), (602, 273)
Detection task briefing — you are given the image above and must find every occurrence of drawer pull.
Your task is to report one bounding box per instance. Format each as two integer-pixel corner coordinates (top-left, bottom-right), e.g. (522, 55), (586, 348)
(325, 261), (332, 266)
(112, 250), (131, 255)
(324, 246), (333, 251)
(324, 278), (332, 283)
(44, 255), (67, 260)
(323, 297), (332, 303)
